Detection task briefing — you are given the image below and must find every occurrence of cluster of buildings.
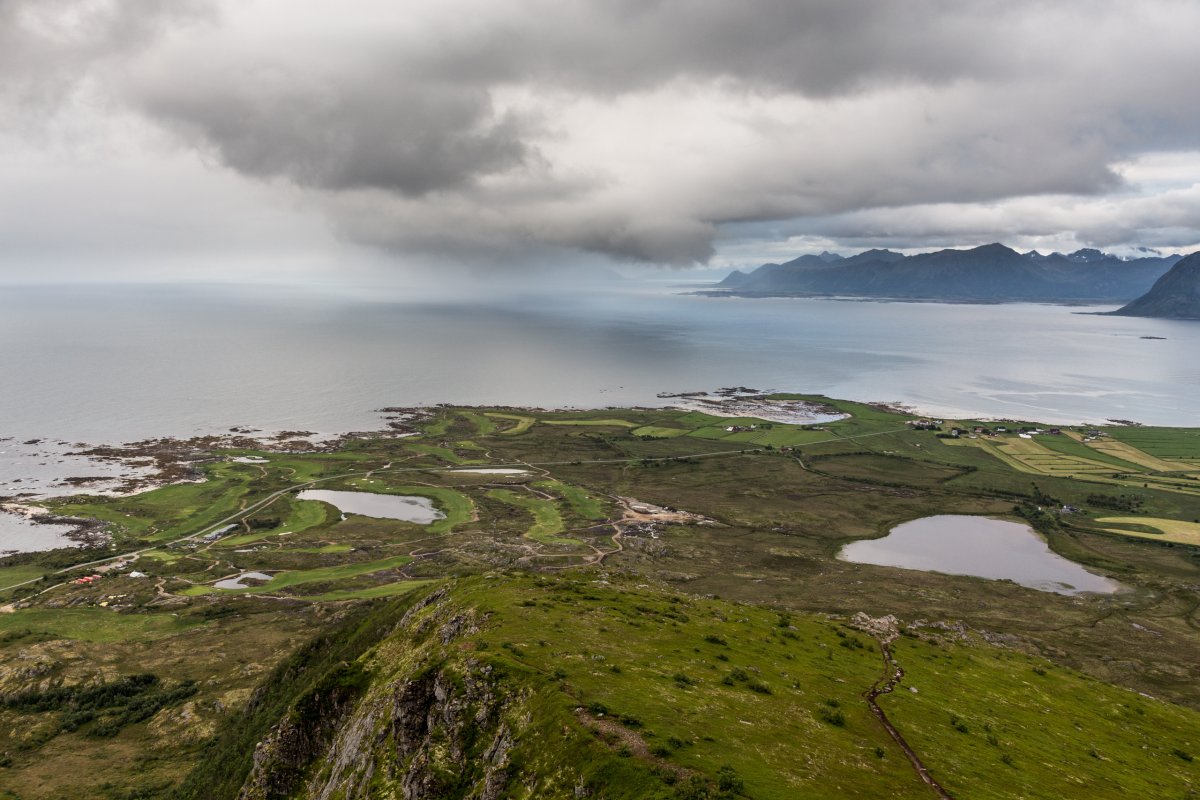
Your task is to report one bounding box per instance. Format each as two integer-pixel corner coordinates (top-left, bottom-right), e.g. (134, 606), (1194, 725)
(908, 418), (1090, 440)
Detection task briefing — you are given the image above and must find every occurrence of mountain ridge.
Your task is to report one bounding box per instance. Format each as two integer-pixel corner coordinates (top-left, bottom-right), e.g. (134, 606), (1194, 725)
(714, 244), (1182, 302)
(1110, 251), (1200, 319)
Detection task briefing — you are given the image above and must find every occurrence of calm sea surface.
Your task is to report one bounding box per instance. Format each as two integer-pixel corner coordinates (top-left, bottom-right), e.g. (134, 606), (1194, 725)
(2, 280), (1198, 491)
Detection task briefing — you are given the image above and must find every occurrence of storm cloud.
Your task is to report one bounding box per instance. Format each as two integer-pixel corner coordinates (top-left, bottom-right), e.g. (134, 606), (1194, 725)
(3, 0), (1200, 276)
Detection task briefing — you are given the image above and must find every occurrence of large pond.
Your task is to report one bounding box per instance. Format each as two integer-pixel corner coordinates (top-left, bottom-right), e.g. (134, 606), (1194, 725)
(296, 489), (445, 524)
(838, 515), (1120, 595)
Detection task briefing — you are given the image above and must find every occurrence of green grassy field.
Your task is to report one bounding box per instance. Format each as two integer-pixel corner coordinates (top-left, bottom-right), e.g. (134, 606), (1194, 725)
(187, 554), (414, 596)
(458, 410), (499, 436)
(1108, 426), (1200, 460)
(631, 425), (689, 438)
(4, 398), (1200, 798)
(887, 635), (1200, 798)
(486, 488), (577, 545)
(533, 479), (608, 520)
(305, 579), (436, 601)
(0, 607), (201, 643)
(484, 412), (536, 435)
(1034, 434), (1147, 471)
(542, 418), (638, 428)
(214, 497), (331, 548)
(180, 574), (1200, 800)
(404, 442), (485, 465)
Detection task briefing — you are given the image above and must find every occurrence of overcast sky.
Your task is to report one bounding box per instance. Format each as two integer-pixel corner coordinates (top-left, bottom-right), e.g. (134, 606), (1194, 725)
(3, 0), (1200, 284)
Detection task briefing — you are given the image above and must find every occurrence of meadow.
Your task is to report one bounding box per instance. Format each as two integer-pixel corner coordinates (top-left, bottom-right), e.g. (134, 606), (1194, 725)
(1, 396), (1199, 798)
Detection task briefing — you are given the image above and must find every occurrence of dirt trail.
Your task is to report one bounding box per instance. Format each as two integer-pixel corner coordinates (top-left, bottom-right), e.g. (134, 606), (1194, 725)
(854, 613), (953, 800)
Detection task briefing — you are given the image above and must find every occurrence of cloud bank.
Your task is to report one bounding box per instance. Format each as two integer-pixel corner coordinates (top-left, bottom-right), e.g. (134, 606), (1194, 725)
(3, 0), (1200, 277)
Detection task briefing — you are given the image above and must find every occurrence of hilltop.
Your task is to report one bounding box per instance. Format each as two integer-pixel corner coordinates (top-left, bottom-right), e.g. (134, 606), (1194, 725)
(715, 244), (1180, 302)
(1111, 252), (1200, 319)
(184, 574), (1200, 800)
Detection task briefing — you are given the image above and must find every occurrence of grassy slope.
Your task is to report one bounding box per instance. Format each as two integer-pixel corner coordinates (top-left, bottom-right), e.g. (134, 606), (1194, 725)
(533, 479), (608, 520)
(185, 554), (414, 596)
(6, 402), (1200, 799)
(214, 498), (331, 548)
(888, 636), (1200, 798)
(484, 412), (536, 435)
(486, 488), (575, 545)
(0, 607), (200, 642)
(280, 574), (1200, 800)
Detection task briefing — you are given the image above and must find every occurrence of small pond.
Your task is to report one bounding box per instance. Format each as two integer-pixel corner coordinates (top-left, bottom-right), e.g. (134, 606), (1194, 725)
(838, 515), (1120, 595)
(296, 489), (445, 524)
(215, 571), (273, 590)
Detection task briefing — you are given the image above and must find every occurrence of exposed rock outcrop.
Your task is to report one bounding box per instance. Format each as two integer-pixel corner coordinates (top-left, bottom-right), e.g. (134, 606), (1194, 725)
(237, 589), (519, 800)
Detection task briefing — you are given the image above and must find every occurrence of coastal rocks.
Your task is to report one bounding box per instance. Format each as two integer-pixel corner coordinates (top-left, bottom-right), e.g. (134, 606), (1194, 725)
(670, 394), (846, 425)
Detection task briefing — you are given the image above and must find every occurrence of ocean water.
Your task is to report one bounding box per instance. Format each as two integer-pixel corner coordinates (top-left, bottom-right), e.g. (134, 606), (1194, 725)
(2, 280), (1198, 495)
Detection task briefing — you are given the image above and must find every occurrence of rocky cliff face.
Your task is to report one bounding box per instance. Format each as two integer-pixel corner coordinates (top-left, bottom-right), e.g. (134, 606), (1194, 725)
(235, 587), (524, 800)
(1111, 252), (1200, 319)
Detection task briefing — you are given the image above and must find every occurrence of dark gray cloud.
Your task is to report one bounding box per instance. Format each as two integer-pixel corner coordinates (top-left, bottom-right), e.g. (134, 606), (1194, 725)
(136, 74), (530, 196)
(0, 0), (210, 116)
(2, 0), (1199, 275)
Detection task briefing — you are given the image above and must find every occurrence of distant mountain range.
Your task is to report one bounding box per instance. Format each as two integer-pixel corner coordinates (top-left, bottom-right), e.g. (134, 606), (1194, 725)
(714, 243), (1182, 302)
(1111, 252), (1200, 319)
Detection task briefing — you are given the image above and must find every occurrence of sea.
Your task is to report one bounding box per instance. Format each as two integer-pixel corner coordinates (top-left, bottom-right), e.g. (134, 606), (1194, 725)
(2, 279), (1199, 549)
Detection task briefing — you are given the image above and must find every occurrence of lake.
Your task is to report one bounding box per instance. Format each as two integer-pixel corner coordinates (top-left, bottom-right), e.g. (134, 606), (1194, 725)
(296, 490), (444, 524)
(838, 515), (1121, 595)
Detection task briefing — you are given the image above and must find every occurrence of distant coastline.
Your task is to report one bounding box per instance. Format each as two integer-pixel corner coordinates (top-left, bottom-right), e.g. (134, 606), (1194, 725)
(711, 242), (1181, 304)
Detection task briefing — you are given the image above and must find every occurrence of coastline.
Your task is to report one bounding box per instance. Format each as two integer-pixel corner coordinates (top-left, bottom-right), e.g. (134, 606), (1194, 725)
(0, 386), (1168, 556)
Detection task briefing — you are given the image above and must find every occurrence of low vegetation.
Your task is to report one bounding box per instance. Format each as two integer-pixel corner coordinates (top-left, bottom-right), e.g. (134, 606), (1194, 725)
(1, 397), (1199, 797)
